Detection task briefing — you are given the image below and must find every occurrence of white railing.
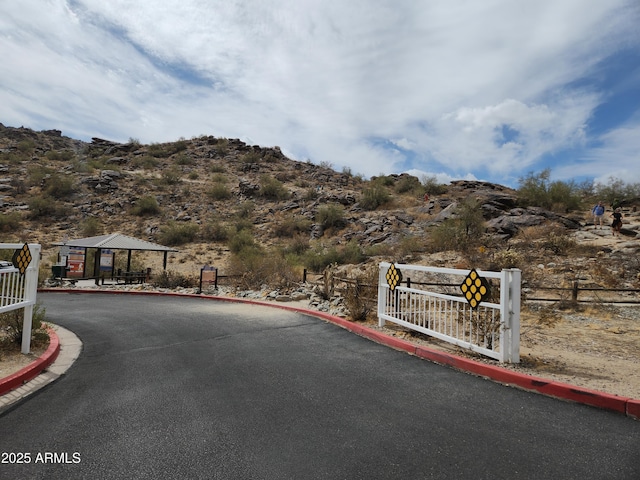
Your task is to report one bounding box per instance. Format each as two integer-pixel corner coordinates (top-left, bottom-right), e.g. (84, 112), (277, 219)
(0, 243), (41, 354)
(378, 263), (521, 363)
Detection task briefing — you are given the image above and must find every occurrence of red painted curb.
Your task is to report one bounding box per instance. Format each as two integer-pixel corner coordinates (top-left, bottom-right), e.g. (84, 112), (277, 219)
(37, 288), (640, 419)
(0, 328), (60, 397)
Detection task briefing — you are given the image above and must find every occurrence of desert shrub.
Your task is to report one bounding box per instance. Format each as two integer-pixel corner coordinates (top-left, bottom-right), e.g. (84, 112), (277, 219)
(148, 143), (171, 158)
(395, 175), (422, 195)
(132, 155), (159, 170)
(27, 164), (52, 186)
(207, 184), (232, 200)
(429, 198), (485, 252)
(259, 175), (289, 200)
(229, 246), (299, 290)
(160, 166), (182, 185)
(359, 185), (390, 210)
(235, 201), (255, 219)
(302, 241), (365, 272)
(490, 249), (524, 270)
(517, 169), (582, 212)
(228, 229), (256, 254)
(421, 175), (449, 195)
(201, 221), (230, 242)
(214, 138), (229, 156)
(0, 304), (48, 349)
(542, 231), (575, 255)
(315, 204), (346, 230)
(17, 140), (35, 153)
(343, 266), (378, 321)
(27, 195), (63, 219)
(131, 196), (161, 216)
(303, 246), (342, 272)
(210, 173), (228, 183)
(0, 212), (22, 232)
(372, 175), (395, 187)
(233, 218), (254, 233)
(152, 270), (197, 289)
(594, 177), (640, 209)
(174, 153), (194, 165)
(43, 173), (75, 198)
(273, 215), (312, 237)
(45, 150), (75, 161)
(241, 151), (262, 164)
(282, 235), (310, 256)
(81, 216), (102, 236)
(303, 187), (319, 201)
(158, 221), (199, 246)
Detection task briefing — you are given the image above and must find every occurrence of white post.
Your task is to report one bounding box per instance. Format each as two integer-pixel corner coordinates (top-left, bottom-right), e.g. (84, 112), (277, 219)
(499, 268), (521, 363)
(21, 244), (41, 354)
(378, 263), (387, 327)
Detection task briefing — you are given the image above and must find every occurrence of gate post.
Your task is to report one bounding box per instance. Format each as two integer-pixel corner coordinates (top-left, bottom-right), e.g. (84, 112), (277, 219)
(500, 268), (521, 363)
(378, 263), (388, 327)
(21, 244), (41, 354)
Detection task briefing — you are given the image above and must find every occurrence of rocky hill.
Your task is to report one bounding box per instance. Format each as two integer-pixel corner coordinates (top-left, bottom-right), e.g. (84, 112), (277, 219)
(1, 123), (639, 294)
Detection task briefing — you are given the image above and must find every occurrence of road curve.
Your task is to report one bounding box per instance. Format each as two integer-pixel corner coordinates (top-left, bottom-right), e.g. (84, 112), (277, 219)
(0, 292), (638, 480)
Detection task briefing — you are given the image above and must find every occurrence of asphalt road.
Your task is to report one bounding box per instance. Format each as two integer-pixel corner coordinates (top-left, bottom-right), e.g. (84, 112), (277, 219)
(1, 292), (639, 479)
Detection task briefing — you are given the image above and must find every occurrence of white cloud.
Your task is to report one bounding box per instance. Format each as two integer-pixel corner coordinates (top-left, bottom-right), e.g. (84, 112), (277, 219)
(0, 0), (639, 183)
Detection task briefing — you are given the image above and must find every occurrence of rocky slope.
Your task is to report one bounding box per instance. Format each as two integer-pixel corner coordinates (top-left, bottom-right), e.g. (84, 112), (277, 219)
(1, 123), (639, 293)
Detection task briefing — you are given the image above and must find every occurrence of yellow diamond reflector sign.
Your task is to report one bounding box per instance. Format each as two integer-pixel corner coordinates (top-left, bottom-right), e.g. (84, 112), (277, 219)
(385, 264), (402, 291)
(12, 243), (33, 275)
(460, 268), (490, 309)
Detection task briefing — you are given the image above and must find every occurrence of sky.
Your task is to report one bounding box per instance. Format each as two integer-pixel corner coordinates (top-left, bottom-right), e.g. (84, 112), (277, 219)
(1, 0), (639, 187)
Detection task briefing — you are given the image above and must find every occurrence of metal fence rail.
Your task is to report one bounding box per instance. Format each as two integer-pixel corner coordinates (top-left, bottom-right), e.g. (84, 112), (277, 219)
(378, 263), (521, 363)
(0, 243), (41, 354)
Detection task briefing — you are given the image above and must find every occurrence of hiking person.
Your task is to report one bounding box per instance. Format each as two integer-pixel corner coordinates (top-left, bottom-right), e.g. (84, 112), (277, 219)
(611, 208), (623, 236)
(592, 201), (605, 228)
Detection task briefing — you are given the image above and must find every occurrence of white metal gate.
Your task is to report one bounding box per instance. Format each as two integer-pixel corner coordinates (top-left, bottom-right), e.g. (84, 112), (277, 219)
(0, 243), (41, 354)
(378, 262), (521, 363)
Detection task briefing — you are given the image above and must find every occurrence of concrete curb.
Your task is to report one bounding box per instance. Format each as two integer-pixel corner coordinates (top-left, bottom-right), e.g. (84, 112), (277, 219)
(37, 288), (640, 420)
(0, 328), (60, 397)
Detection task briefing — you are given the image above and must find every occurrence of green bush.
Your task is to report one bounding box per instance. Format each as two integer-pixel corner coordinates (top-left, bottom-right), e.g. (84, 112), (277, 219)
(207, 184), (232, 200)
(202, 221), (230, 242)
(273, 215), (312, 237)
(395, 175), (422, 194)
(152, 270), (197, 289)
(421, 175), (449, 195)
(132, 155), (159, 170)
(0, 212), (22, 232)
(160, 166), (182, 185)
(302, 240), (365, 272)
(259, 175), (289, 200)
(28, 195), (63, 219)
(158, 221), (199, 246)
(228, 229), (256, 254)
(241, 151), (262, 164)
(343, 267), (378, 321)
(315, 204), (346, 230)
(359, 185), (390, 210)
(131, 196), (161, 216)
(43, 173), (75, 198)
(45, 150), (75, 161)
(229, 246), (299, 290)
(517, 169), (582, 212)
(81, 216), (102, 236)
(0, 304), (48, 349)
(235, 201), (255, 219)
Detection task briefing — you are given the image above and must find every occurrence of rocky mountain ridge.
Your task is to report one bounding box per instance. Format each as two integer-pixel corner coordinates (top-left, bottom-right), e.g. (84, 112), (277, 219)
(1, 123), (639, 290)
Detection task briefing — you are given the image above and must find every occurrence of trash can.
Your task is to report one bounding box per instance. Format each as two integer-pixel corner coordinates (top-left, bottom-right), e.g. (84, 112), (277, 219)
(52, 265), (69, 278)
